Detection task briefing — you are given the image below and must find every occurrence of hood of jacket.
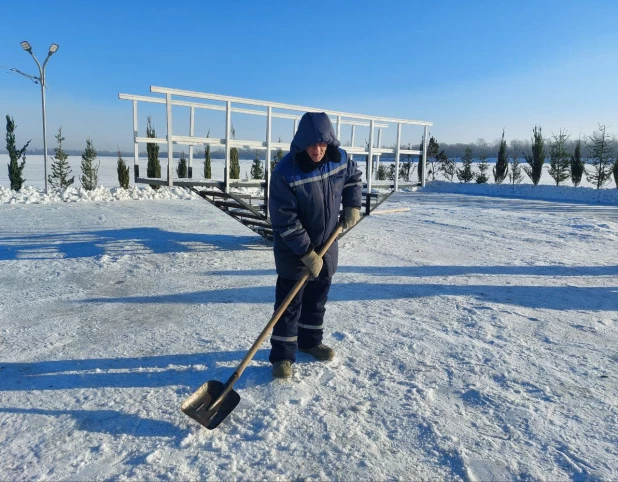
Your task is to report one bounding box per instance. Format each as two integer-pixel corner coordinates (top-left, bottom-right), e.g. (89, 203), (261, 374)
(290, 112), (340, 157)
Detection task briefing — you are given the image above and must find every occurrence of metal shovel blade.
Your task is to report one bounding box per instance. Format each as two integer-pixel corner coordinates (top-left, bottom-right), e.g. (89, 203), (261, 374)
(181, 380), (241, 430)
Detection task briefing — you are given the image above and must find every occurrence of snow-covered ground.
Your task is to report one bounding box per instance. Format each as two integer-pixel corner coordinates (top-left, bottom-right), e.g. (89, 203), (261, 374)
(0, 158), (617, 480)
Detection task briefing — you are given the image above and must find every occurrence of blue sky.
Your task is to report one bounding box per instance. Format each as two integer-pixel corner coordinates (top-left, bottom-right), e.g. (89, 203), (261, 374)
(1, 0), (617, 151)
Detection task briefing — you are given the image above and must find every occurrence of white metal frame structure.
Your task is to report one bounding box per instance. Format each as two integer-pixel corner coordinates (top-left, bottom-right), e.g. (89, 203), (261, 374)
(118, 86), (432, 216)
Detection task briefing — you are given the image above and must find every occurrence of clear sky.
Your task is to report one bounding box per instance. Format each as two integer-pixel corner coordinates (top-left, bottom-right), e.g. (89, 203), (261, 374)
(1, 0), (617, 151)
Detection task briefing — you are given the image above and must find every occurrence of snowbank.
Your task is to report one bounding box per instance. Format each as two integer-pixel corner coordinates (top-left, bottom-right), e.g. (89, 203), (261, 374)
(0, 185), (198, 204)
(418, 180), (618, 205)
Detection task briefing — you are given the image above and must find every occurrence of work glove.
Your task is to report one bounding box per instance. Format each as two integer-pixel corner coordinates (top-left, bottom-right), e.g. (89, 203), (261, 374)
(300, 250), (323, 278)
(341, 207), (361, 230)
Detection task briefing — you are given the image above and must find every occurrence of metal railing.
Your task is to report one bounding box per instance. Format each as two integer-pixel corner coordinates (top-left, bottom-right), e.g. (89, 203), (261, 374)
(118, 86), (433, 204)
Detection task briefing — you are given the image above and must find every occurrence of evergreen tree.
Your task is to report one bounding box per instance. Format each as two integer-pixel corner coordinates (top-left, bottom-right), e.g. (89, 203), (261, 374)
(116, 149), (130, 189)
(377, 163), (388, 180)
(456, 146), (475, 183)
(585, 124), (615, 189)
(230, 125), (240, 179)
(177, 151), (188, 178)
(547, 129), (571, 186)
(5, 115), (30, 191)
(250, 150), (264, 179)
(438, 151), (455, 182)
(80, 138), (99, 190)
(493, 129), (509, 184)
(387, 163), (396, 181)
(476, 140), (489, 183)
(146, 116), (161, 190)
(48, 127), (74, 189)
(398, 143), (415, 181)
(426, 136), (439, 180)
(523, 126), (545, 185)
(271, 137), (284, 172)
(570, 138), (585, 187)
(509, 155), (524, 185)
(204, 129), (211, 179)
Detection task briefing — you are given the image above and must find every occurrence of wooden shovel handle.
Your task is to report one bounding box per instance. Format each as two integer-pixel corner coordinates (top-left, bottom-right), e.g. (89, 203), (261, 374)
(235, 223), (344, 378)
(203, 224), (344, 416)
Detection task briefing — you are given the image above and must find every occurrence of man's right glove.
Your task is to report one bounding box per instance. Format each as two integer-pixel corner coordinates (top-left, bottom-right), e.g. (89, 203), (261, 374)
(300, 250), (323, 278)
(342, 207), (361, 230)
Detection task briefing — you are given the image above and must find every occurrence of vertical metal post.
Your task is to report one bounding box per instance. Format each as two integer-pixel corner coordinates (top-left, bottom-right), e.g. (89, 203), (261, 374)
(265, 106), (272, 218)
(224, 101), (232, 193)
(394, 123), (402, 191)
(188, 106), (194, 178)
(165, 93), (174, 186)
(40, 69), (49, 193)
(375, 128), (383, 179)
(350, 124), (355, 162)
(336, 115), (341, 141)
(293, 118), (298, 137)
(132, 100), (139, 180)
(422, 125), (428, 188)
(366, 119), (375, 216)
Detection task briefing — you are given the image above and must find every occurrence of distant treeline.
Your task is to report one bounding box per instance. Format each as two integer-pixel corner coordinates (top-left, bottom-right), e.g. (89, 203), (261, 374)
(4, 139), (615, 160)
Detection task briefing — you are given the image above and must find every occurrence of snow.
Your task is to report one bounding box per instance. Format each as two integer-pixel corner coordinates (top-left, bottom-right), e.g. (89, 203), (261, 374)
(1, 156), (617, 480)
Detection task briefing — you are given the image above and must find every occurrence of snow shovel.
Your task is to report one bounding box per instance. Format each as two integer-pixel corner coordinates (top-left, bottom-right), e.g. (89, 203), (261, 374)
(181, 223), (345, 430)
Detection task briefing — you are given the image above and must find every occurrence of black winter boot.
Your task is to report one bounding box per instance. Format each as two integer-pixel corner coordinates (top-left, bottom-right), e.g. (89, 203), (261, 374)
(299, 344), (335, 361)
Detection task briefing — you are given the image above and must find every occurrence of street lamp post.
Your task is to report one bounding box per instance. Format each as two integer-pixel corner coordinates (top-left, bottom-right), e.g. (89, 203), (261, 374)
(20, 41), (59, 194)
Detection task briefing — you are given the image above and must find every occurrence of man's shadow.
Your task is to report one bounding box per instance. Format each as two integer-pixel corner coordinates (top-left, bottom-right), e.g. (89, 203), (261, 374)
(0, 349), (271, 437)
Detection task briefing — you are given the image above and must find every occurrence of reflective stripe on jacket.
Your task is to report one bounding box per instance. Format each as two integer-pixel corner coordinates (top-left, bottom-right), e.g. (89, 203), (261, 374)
(270, 146), (362, 279)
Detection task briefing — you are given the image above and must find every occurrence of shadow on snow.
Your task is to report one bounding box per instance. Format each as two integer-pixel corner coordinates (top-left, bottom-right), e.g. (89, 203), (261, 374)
(0, 227), (266, 261)
(80, 282), (618, 311)
(0, 350), (271, 436)
(207, 264), (618, 278)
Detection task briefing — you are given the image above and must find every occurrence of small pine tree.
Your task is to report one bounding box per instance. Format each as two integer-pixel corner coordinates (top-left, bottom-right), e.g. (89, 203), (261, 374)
(6, 115), (30, 191)
(523, 126), (545, 186)
(570, 138), (585, 187)
(377, 162), (388, 180)
(177, 151), (188, 178)
(80, 138), (99, 191)
(387, 163), (396, 181)
(509, 155), (524, 185)
(456, 146), (475, 183)
(229, 125), (240, 179)
(250, 150), (264, 179)
(271, 137), (284, 171)
(48, 127), (74, 189)
(586, 124), (615, 189)
(493, 129), (509, 184)
(204, 129), (211, 179)
(547, 129), (571, 186)
(440, 156), (456, 182)
(476, 141), (489, 183)
(116, 149), (130, 189)
(146, 116), (161, 190)
(426, 136), (439, 180)
(399, 143), (415, 181)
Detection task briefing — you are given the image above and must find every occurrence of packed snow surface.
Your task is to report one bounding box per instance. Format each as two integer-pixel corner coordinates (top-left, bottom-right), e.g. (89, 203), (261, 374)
(1, 161), (617, 480)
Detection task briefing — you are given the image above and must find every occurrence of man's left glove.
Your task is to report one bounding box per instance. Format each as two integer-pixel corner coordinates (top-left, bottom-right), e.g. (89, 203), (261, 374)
(341, 207), (361, 230)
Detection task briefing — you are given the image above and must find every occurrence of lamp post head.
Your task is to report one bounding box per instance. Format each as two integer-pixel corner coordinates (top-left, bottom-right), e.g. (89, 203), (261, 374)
(48, 44), (59, 55)
(20, 40), (32, 53)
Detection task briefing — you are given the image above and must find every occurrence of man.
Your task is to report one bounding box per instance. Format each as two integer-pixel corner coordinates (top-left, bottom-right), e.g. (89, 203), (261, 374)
(268, 112), (362, 378)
